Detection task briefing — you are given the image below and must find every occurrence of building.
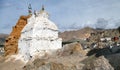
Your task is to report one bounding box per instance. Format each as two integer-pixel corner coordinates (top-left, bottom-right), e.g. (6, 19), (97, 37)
(17, 6), (62, 61)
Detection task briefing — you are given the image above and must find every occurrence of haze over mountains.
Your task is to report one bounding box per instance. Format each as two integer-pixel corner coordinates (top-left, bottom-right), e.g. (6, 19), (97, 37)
(59, 18), (120, 32)
(1, 0), (120, 34)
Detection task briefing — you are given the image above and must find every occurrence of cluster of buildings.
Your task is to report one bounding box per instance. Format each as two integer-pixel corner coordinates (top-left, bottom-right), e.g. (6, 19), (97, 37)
(84, 29), (120, 49)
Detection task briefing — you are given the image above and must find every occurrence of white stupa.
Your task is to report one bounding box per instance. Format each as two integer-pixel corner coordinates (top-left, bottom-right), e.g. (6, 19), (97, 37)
(17, 6), (62, 61)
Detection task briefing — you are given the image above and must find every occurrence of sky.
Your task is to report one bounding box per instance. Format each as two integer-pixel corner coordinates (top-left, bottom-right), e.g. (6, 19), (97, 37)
(0, 0), (120, 34)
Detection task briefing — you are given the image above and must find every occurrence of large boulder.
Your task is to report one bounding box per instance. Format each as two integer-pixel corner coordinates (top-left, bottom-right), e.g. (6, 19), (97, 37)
(61, 42), (86, 56)
(82, 56), (114, 70)
(23, 58), (77, 70)
(106, 53), (120, 70)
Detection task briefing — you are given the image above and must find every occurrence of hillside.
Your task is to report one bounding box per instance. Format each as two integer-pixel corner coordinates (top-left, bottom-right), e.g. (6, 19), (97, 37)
(0, 34), (8, 46)
(59, 27), (120, 41)
(59, 27), (96, 41)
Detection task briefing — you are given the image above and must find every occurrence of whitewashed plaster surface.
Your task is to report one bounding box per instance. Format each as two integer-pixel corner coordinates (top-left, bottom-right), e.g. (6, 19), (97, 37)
(17, 9), (62, 62)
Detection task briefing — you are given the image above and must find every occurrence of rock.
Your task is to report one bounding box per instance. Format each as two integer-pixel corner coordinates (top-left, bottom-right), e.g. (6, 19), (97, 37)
(61, 42), (86, 56)
(4, 15), (30, 56)
(39, 62), (76, 70)
(87, 47), (112, 57)
(23, 58), (77, 70)
(22, 49), (88, 70)
(0, 60), (24, 70)
(106, 53), (120, 70)
(23, 58), (46, 70)
(82, 56), (114, 70)
(0, 56), (5, 63)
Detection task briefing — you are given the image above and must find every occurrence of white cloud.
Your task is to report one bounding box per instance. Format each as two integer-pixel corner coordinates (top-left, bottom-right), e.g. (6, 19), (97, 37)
(1, 0), (120, 33)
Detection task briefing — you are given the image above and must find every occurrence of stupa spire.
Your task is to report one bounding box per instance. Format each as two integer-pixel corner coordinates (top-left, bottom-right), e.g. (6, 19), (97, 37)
(42, 5), (44, 11)
(39, 5), (49, 18)
(28, 4), (32, 15)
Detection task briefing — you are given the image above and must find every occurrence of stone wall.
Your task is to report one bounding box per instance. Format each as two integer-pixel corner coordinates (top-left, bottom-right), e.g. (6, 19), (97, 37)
(4, 15), (30, 56)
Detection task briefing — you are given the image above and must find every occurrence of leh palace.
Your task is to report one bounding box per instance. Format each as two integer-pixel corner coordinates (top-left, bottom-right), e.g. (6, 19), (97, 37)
(4, 5), (62, 62)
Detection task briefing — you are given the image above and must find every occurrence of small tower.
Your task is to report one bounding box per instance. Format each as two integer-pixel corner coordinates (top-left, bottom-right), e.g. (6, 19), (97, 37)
(40, 5), (45, 13)
(42, 5), (44, 11)
(28, 4), (32, 15)
(39, 5), (49, 18)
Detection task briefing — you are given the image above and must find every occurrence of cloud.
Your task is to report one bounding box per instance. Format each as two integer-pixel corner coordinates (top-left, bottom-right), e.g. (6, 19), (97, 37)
(0, 0), (120, 33)
(95, 18), (108, 29)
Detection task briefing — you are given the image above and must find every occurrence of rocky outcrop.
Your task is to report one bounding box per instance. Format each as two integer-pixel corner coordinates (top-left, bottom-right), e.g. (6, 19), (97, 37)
(24, 62), (77, 70)
(4, 15), (30, 56)
(106, 53), (120, 70)
(61, 42), (86, 56)
(23, 59), (77, 70)
(22, 42), (87, 70)
(82, 56), (114, 70)
(2, 41), (115, 70)
(23, 55), (114, 70)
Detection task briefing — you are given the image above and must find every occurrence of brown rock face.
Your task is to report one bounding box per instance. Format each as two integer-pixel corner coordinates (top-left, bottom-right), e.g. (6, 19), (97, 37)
(4, 15), (30, 56)
(82, 56), (114, 70)
(62, 42), (86, 56)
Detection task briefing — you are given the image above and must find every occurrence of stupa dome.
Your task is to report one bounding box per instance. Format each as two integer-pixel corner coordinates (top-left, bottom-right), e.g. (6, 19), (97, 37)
(17, 6), (62, 62)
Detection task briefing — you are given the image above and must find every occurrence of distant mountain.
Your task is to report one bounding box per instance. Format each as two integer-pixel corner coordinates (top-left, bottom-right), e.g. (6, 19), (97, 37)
(59, 27), (96, 41)
(0, 34), (8, 46)
(0, 34), (8, 38)
(59, 26), (120, 43)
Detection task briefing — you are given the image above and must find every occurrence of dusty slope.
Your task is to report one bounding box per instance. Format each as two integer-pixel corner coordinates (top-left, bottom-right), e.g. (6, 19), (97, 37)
(0, 56), (24, 70)
(59, 27), (95, 41)
(0, 42), (115, 70)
